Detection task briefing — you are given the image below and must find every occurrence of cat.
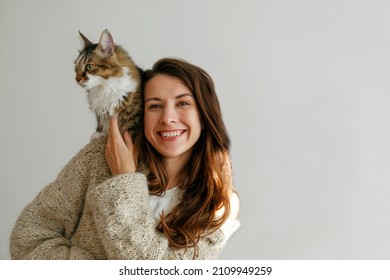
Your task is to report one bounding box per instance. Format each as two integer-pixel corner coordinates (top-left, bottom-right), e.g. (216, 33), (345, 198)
(74, 29), (143, 140)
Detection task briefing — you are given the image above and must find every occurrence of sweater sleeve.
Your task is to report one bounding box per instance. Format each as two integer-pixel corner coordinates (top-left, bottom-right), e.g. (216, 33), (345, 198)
(9, 138), (107, 260)
(87, 173), (240, 260)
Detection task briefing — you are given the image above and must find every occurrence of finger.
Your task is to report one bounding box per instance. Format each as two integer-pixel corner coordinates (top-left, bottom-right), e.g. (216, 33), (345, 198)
(122, 131), (133, 149)
(108, 117), (122, 140)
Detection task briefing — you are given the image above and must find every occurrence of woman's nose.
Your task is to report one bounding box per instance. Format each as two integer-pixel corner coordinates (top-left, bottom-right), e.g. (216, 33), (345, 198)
(161, 106), (178, 124)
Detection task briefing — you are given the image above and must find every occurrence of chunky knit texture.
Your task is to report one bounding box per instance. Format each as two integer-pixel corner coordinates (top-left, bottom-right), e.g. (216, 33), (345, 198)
(9, 137), (240, 259)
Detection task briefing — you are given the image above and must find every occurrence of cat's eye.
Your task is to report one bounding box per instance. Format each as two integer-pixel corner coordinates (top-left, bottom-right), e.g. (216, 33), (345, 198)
(86, 64), (94, 71)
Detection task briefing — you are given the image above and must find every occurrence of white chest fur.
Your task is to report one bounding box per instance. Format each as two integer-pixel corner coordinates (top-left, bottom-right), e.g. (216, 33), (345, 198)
(85, 67), (138, 117)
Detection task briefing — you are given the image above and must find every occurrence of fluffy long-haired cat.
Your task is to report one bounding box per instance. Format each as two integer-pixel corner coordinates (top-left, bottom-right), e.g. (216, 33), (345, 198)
(74, 29), (143, 140)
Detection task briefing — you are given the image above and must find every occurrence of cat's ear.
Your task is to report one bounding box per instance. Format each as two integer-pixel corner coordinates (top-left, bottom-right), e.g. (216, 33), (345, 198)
(78, 31), (93, 50)
(98, 29), (115, 57)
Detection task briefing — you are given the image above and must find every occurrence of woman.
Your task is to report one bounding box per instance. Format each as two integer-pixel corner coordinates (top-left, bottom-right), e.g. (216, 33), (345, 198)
(10, 58), (240, 259)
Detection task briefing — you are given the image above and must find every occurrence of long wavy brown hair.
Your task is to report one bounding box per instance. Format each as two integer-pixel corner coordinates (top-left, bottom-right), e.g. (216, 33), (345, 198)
(136, 58), (234, 252)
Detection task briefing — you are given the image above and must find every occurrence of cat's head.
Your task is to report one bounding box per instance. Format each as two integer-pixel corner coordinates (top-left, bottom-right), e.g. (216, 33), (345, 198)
(74, 29), (126, 89)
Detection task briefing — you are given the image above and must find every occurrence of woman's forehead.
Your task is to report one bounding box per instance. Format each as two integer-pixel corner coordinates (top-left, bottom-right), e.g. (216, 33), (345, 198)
(144, 74), (192, 99)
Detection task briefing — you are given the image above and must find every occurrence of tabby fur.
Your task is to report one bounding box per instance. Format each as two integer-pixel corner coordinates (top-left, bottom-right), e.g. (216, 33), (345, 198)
(74, 29), (143, 140)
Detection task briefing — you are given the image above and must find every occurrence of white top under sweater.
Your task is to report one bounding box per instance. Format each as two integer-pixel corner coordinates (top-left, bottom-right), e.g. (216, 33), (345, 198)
(149, 187), (181, 219)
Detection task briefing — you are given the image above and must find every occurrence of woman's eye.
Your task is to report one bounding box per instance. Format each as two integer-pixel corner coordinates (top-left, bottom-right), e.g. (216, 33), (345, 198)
(178, 101), (190, 107)
(86, 64), (94, 71)
(148, 104), (162, 110)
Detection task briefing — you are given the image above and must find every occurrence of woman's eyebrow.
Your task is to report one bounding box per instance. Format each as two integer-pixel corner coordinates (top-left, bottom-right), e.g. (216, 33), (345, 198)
(145, 93), (193, 103)
(176, 93), (193, 99)
(145, 97), (161, 103)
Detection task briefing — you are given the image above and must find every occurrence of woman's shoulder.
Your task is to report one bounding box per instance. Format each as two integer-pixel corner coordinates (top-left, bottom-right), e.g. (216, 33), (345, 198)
(60, 136), (107, 174)
(215, 191), (240, 222)
(229, 191), (240, 221)
(72, 136), (107, 160)
(82, 136), (107, 154)
(211, 191), (240, 247)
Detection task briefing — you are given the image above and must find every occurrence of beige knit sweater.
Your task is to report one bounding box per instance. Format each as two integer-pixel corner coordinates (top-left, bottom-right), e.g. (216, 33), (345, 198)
(10, 137), (240, 260)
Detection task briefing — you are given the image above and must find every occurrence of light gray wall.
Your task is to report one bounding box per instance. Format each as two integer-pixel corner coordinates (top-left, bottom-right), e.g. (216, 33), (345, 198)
(1, 0), (390, 259)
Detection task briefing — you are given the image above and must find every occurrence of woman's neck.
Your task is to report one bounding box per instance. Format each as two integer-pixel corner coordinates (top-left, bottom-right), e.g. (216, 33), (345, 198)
(162, 154), (190, 189)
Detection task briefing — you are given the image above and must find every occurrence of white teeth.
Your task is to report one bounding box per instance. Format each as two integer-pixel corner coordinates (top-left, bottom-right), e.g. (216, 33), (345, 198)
(161, 131), (182, 138)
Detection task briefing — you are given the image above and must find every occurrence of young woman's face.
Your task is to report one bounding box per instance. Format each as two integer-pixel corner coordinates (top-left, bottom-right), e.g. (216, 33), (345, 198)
(144, 74), (202, 161)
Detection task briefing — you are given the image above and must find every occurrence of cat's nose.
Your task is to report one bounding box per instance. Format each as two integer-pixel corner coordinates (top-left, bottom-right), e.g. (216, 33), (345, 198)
(75, 76), (82, 83)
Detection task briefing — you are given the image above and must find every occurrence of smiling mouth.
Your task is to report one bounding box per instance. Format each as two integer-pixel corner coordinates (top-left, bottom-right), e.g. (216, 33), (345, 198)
(159, 130), (185, 138)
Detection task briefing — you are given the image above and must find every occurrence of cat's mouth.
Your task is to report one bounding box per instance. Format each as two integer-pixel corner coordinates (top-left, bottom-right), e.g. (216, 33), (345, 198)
(76, 79), (88, 87)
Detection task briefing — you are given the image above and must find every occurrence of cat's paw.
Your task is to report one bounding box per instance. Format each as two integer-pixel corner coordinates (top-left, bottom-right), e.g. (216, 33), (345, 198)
(90, 131), (107, 141)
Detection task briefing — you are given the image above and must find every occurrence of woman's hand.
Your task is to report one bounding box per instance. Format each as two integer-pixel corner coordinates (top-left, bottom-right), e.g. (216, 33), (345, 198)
(105, 117), (136, 175)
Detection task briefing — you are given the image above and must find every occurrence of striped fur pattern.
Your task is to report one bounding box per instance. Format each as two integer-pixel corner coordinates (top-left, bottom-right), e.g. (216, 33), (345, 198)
(74, 29), (143, 140)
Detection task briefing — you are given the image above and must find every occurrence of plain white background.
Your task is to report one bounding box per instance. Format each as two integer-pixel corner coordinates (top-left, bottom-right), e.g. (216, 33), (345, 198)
(1, 0), (390, 259)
